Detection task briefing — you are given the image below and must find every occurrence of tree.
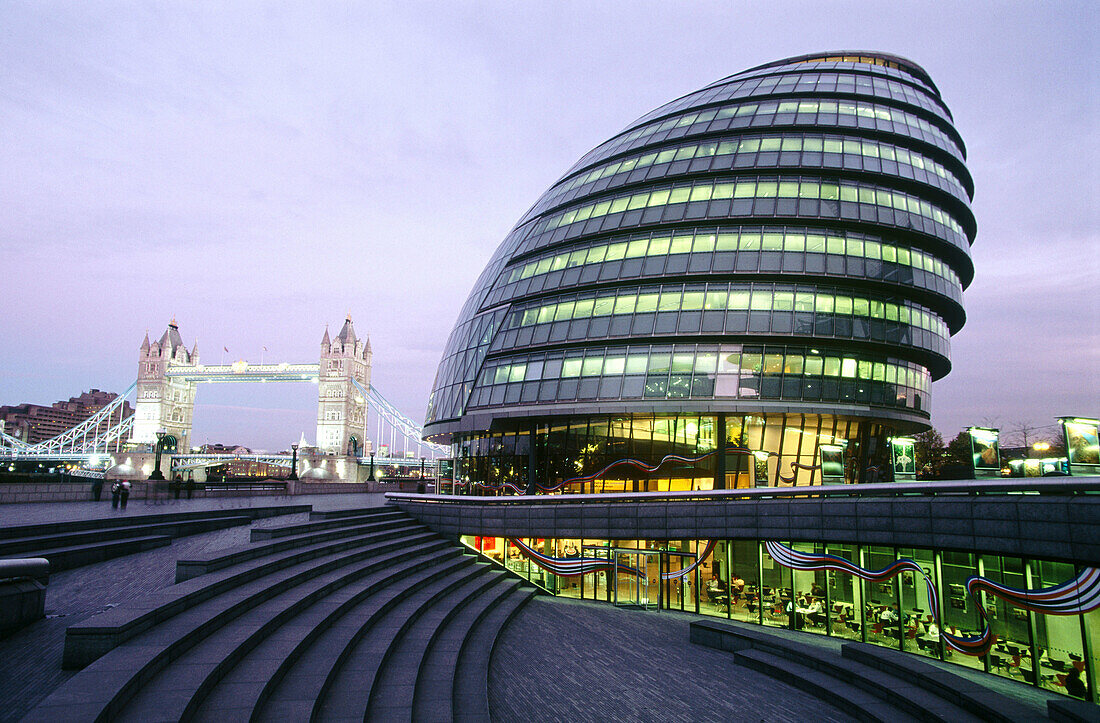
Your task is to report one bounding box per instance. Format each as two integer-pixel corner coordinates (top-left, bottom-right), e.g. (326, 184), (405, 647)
(942, 431), (973, 478)
(914, 428), (945, 476)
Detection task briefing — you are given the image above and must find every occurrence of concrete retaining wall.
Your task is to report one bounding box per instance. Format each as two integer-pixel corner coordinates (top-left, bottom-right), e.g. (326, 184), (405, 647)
(0, 479), (377, 504)
(390, 494), (1100, 567)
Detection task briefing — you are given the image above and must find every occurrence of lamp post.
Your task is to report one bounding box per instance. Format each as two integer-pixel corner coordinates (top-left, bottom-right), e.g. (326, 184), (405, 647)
(289, 443), (299, 481)
(149, 429), (166, 481)
(368, 452), (375, 482)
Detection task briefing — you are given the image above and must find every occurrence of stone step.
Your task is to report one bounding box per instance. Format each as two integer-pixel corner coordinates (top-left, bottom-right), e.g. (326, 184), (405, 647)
(412, 578), (525, 723)
(114, 550), (475, 723)
(176, 518), (420, 582)
(62, 528), (441, 668)
(27, 536), (454, 722)
(366, 568), (507, 721)
(452, 586), (537, 723)
(842, 642), (1049, 723)
(735, 648), (921, 723)
(313, 562), (495, 722)
(0, 504), (309, 540)
(251, 509), (405, 540)
(0, 515), (252, 557)
(309, 506), (395, 520)
(192, 553), (478, 723)
(742, 643), (985, 722)
(13, 534), (173, 572)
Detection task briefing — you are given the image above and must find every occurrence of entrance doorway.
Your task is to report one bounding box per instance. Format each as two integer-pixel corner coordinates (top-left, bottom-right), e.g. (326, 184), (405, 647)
(660, 550), (702, 614)
(611, 549), (659, 610)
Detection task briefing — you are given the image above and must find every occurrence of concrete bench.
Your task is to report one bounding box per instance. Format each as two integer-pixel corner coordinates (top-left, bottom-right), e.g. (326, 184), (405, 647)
(0, 558), (50, 633)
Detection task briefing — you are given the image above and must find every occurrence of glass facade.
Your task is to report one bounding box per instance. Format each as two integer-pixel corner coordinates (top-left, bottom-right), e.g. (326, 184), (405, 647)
(463, 534), (1098, 702)
(443, 413), (894, 493)
(425, 51), (975, 493)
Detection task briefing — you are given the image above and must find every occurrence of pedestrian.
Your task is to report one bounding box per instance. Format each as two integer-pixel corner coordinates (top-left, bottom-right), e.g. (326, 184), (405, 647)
(119, 480), (131, 510)
(92, 477), (104, 501)
(111, 482), (121, 509)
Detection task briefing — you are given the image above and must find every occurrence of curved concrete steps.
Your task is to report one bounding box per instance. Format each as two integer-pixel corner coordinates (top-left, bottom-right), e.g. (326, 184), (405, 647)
(691, 619), (1049, 722)
(25, 508), (538, 723)
(0, 506), (306, 573)
(454, 585), (537, 723)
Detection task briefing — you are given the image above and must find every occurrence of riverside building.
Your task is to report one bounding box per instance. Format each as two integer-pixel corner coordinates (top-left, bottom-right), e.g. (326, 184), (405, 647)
(416, 53), (1099, 703)
(425, 51), (974, 494)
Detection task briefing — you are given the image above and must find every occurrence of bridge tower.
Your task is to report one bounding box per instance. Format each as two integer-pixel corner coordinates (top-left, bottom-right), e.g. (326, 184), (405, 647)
(130, 319), (198, 450)
(316, 316), (372, 456)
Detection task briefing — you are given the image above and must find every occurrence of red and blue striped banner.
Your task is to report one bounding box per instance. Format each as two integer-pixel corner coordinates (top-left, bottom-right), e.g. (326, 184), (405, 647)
(763, 540), (1100, 656)
(660, 540), (717, 581)
(508, 538), (647, 580)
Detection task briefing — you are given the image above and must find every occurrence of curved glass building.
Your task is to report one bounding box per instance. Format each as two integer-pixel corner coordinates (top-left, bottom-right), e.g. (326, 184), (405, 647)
(425, 51), (975, 493)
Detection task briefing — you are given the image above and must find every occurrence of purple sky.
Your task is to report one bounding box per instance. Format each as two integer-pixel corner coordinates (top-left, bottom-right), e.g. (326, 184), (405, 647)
(2, 2), (1097, 451)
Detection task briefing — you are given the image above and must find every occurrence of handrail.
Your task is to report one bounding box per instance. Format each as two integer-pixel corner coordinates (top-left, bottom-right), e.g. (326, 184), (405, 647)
(386, 477), (1100, 505)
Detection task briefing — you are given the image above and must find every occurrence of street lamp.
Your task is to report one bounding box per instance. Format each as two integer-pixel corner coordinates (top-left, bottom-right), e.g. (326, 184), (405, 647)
(289, 443), (299, 481)
(149, 429), (167, 481)
(368, 452), (375, 482)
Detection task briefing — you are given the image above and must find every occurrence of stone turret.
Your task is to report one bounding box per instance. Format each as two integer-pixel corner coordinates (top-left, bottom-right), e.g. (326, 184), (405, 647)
(130, 319), (198, 450)
(316, 315), (372, 456)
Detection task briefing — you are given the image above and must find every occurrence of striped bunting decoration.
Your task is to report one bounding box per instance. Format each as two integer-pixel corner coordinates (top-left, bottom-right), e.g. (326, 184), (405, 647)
(763, 540), (1100, 656)
(539, 446), (760, 492)
(509, 538), (647, 580)
(660, 540), (717, 581)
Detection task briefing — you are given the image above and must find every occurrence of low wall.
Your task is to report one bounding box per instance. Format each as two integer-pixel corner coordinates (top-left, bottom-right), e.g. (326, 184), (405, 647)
(0, 478), (377, 504)
(388, 480), (1100, 567)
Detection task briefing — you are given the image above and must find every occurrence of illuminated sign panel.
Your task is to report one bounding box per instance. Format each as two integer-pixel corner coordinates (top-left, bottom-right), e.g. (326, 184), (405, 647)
(890, 437), (916, 481)
(819, 444), (846, 483)
(1059, 417), (1100, 474)
(966, 427), (1001, 479)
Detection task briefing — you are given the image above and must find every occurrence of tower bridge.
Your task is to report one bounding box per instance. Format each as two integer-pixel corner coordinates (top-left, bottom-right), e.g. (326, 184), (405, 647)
(0, 317), (446, 477)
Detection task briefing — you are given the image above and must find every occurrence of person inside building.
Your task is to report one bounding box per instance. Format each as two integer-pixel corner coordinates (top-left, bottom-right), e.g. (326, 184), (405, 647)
(1065, 665), (1087, 699)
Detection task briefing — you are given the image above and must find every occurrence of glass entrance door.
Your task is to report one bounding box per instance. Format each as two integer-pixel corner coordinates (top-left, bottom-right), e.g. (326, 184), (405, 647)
(660, 550), (701, 613)
(613, 549), (658, 610)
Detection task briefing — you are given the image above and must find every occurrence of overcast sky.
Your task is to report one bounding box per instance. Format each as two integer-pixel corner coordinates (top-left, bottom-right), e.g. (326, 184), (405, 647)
(2, 1), (1096, 451)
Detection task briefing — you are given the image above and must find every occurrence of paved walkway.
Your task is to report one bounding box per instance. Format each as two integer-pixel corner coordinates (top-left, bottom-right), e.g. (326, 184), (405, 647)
(490, 596), (856, 723)
(0, 491), (385, 527)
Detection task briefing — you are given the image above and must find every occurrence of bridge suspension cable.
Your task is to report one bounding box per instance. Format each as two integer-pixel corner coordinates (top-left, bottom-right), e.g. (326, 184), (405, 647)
(351, 378), (448, 460)
(1, 382), (137, 459)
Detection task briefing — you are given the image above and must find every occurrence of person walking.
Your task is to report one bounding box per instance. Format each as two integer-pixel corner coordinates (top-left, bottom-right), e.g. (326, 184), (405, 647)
(119, 480), (131, 510)
(92, 477), (104, 501)
(111, 481), (121, 509)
